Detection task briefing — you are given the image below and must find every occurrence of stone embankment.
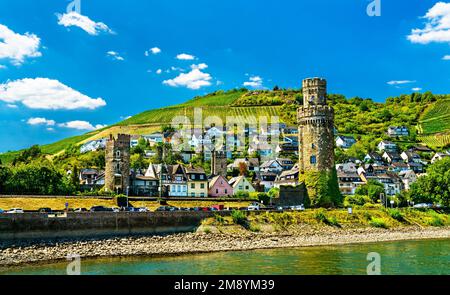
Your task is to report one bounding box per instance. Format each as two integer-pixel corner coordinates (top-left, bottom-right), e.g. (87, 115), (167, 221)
(1, 225), (449, 267)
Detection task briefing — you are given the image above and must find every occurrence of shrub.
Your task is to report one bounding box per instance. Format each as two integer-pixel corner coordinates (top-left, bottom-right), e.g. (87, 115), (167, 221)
(234, 191), (250, 199)
(214, 214), (225, 225)
(314, 210), (340, 227)
(203, 227), (211, 234)
(344, 195), (372, 207)
(427, 216), (444, 227)
(387, 209), (404, 222)
(369, 217), (388, 228)
(231, 210), (248, 226)
(248, 223), (261, 232)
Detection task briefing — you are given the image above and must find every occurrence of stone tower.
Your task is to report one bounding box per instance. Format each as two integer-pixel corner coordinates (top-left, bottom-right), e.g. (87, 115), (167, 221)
(298, 78), (335, 173)
(211, 150), (227, 177)
(105, 134), (131, 193)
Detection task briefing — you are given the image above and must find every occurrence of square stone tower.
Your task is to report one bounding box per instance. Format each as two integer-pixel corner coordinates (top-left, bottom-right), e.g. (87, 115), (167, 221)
(211, 150), (227, 177)
(105, 134), (131, 193)
(298, 78), (335, 173)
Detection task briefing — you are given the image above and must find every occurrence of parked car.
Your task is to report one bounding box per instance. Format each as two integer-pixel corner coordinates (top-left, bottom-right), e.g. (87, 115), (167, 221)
(111, 207), (120, 213)
(90, 206), (113, 212)
(137, 207), (149, 212)
(6, 208), (24, 214)
(74, 208), (88, 212)
(247, 204), (260, 211)
(38, 208), (52, 213)
(155, 206), (172, 212)
(0, 209), (4, 214)
(276, 206), (283, 211)
(291, 205), (305, 211)
(413, 203), (432, 209)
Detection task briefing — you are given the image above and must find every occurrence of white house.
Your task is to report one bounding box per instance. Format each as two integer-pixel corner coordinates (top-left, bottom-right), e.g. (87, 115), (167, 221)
(378, 140), (397, 152)
(431, 152), (450, 163)
(399, 170), (417, 191)
(335, 135), (357, 149)
(388, 126), (409, 137)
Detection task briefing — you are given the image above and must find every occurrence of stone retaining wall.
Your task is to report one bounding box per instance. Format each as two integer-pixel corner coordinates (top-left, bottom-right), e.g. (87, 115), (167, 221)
(0, 211), (228, 242)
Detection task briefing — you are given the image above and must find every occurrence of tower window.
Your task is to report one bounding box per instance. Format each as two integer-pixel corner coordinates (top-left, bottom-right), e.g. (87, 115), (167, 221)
(310, 155), (317, 164)
(311, 143), (316, 149)
(116, 150), (121, 158)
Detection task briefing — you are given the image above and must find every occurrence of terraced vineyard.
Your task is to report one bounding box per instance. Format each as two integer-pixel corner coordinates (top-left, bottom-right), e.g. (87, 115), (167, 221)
(420, 99), (450, 134)
(418, 133), (450, 149)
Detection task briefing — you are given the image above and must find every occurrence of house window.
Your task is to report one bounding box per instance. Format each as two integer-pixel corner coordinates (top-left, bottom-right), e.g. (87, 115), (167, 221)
(245, 186), (249, 190)
(200, 175), (204, 180)
(224, 189), (228, 194)
(200, 183), (205, 189)
(216, 189), (219, 194)
(200, 193), (205, 197)
(191, 193), (195, 197)
(310, 155), (317, 164)
(191, 175), (196, 180)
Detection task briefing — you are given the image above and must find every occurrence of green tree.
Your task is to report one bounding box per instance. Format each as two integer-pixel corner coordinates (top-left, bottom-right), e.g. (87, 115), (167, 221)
(409, 158), (450, 207)
(355, 179), (385, 202)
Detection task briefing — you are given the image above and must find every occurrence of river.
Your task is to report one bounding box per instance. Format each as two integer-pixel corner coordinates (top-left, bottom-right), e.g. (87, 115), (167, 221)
(1, 238), (449, 275)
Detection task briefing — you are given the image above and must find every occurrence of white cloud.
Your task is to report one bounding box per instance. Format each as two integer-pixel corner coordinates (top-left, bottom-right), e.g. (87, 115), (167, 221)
(176, 53), (195, 60)
(443, 55), (450, 60)
(46, 127), (54, 132)
(56, 12), (114, 36)
(163, 68), (212, 90)
(106, 51), (124, 61)
(156, 69), (162, 74)
(243, 76), (264, 88)
(58, 120), (106, 131)
(387, 80), (416, 85)
(145, 47), (161, 56)
(412, 87), (423, 91)
(27, 117), (56, 126)
(191, 63), (208, 70)
(0, 78), (106, 110)
(6, 104), (17, 108)
(0, 24), (42, 65)
(0, 65), (6, 69)
(407, 2), (450, 44)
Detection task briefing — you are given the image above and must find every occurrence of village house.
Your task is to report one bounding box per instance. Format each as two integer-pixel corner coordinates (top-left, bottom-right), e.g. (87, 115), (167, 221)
(142, 133), (163, 146)
(407, 162), (424, 173)
(400, 151), (421, 163)
(208, 175), (233, 197)
(130, 135), (142, 148)
(335, 135), (357, 149)
(399, 170), (417, 191)
(382, 151), (402, 163)
(258, 172), (277, 192)
(228, 158), (260, 173)
(79, 169), (100, 186)
(373, 173), (402, 196)
(377, 140), (397, 152)
(80, 139), (107, 154)
(337, 170), (364, 195)
(185, 164), (208, 197)
(390, 162), (410, 173)
(387, 126), (409, 137)
(229, 175), (256, 194)
(364, 152), (384, 165)
(274, 165), (299, 188)
(260, 159), (283, 174)
(130, 169), (159, 196)
(431, 152), (450, 163)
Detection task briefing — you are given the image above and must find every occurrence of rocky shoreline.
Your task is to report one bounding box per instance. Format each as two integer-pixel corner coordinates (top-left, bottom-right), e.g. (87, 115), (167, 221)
(1, 225), (449, 268)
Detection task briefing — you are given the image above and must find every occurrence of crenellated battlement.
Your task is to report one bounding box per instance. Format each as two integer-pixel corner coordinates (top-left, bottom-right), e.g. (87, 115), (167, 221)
(302, 77), (327, 88)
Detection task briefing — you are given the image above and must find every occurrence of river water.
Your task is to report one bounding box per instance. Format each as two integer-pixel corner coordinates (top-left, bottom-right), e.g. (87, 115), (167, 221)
(1, 238), (449, 275)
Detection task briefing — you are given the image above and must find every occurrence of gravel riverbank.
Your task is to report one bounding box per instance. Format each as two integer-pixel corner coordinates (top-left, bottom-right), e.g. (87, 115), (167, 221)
(1, 225), (449, 268)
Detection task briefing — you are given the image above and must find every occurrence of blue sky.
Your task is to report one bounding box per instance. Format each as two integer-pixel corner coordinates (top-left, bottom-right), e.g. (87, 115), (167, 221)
(0, 0), (449, 152)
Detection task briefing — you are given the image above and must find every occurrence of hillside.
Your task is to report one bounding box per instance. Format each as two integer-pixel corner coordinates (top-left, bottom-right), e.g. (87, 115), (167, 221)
(1, 88), (449, 164)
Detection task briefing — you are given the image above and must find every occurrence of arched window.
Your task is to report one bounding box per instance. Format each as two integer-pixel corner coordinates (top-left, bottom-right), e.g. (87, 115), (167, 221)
(116, 150), (121, 158)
